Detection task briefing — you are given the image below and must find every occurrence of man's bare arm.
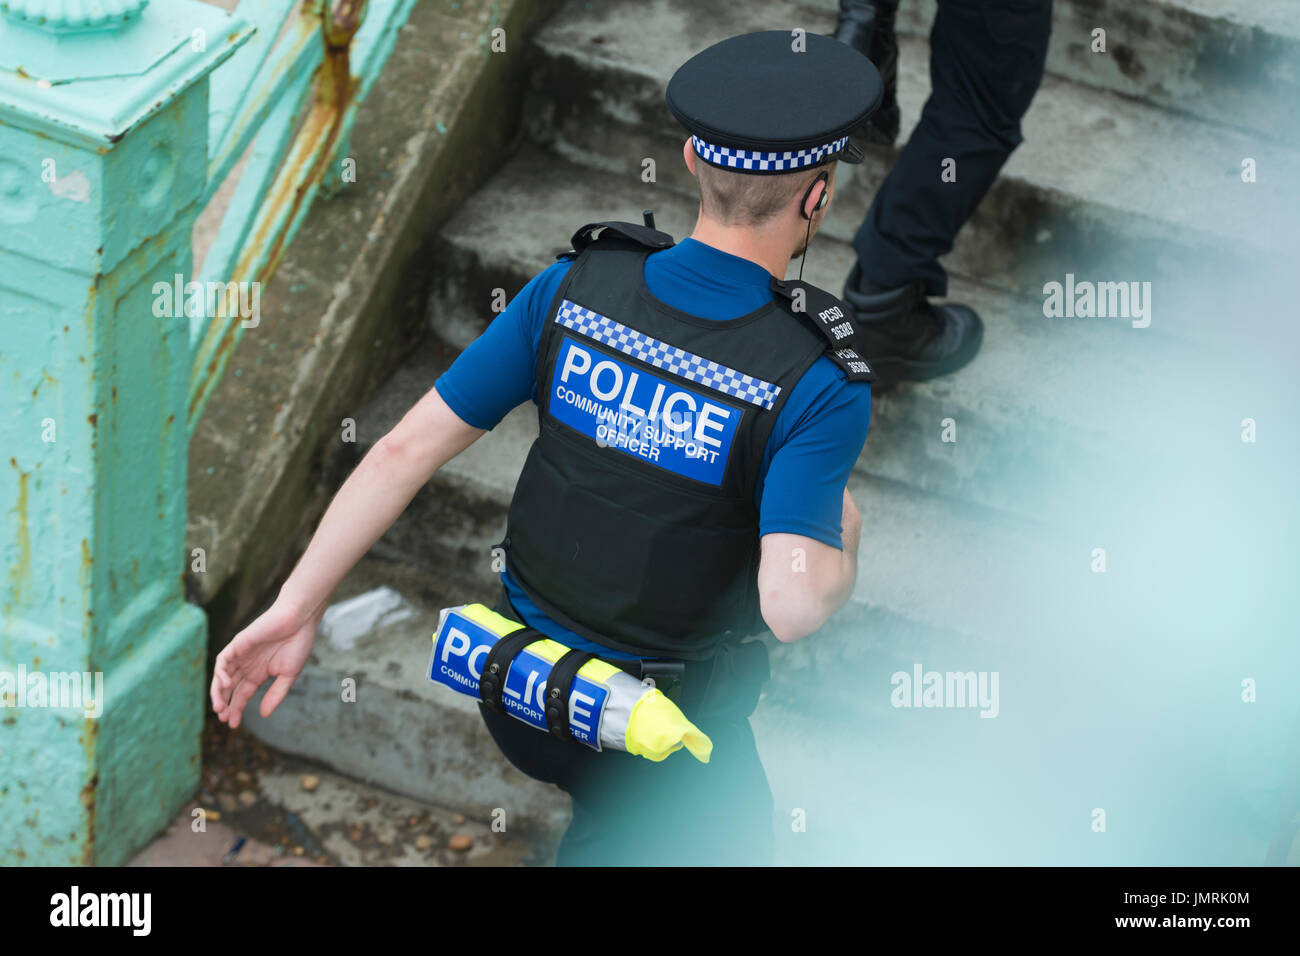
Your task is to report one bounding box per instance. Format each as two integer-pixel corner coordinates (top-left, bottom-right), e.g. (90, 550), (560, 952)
(279, 385), (485, 620)
(211, 386), (483, 727)
(756, 489), (862, 642)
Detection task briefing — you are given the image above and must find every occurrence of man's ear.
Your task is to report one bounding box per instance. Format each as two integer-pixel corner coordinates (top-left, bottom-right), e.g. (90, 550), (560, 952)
(802, 173), (830, 219)
(683, 137), (697, 176)
(802, 182), (820, 219)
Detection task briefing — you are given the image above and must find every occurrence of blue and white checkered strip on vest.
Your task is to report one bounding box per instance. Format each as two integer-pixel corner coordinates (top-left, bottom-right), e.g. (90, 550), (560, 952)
(690, 134), (849, 172)
(554, 299), (783, 410)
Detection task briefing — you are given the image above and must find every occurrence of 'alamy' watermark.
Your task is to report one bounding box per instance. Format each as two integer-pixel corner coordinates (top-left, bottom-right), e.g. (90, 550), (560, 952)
(152, 274), (261, 328)
(890, 663), (999, 718)
(1042, 273), (1151, 328)
(50, 886), (150, 936)
(0, 666), (103, 718)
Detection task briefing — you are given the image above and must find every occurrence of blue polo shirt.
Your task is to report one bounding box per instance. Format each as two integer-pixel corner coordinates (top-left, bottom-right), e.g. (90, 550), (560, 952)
(434, 238), (871, 659)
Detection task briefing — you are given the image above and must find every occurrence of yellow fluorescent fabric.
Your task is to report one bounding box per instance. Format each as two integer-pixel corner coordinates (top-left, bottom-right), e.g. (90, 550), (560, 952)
(626, 690), (714, 763)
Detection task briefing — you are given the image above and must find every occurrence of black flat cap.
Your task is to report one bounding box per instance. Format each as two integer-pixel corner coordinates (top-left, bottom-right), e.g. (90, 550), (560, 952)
(666, 30), (883, 174)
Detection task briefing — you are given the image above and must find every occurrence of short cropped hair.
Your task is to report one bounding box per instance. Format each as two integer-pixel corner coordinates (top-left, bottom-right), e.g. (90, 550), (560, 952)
(694, 159), (828, 226)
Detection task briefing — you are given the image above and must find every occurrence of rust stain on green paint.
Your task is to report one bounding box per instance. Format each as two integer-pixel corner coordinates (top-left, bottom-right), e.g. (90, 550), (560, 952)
(80, 538), (92, 594)
(8, 459), (30, 606)
(191, 7), (360, 423)
(79, 720), (98, 864)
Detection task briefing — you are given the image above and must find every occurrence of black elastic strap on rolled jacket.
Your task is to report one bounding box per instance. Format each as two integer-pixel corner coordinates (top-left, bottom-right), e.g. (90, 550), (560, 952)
(479, 628), (543, 711)
(544, 649), (596, 741)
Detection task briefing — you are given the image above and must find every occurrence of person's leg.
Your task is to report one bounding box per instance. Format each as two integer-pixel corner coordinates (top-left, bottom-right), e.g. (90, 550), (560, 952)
(854, 0), (1053, 294)
(479, 587), (775, 865)
(836, 0), (1053, 388)
(557, 645), (775, 865)
(834, 0), (900, 146)
(556, 714), (774, 866)
(482, 691), (773, 866)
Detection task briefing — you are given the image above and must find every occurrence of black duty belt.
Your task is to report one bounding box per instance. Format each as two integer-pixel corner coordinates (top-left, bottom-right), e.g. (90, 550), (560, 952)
(606, 656), (693, 700)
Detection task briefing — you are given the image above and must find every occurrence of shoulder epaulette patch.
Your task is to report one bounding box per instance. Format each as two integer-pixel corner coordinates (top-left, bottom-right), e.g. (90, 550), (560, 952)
(770, 277), (874, 384)
(825, 346), (875, 383)
(770, 277), (861, 344)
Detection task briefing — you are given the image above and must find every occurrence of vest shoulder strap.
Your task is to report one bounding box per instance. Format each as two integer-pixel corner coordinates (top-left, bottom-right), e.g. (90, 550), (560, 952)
(555, 220), (676, 261)
(770, 277), (876, 384)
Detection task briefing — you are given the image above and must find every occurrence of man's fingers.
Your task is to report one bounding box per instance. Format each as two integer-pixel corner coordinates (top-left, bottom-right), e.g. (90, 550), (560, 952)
(214, 653), (233, 690)
(209, 606), (305, 719)
(259, 674), (296, 719)
(211, 651), (240, 704)
(215, 675), (246, 722)
(211, 660), (244, 719)
(226, 678), (260, 729)
(211, 634), (271, 713)
(211, 607), (287, 697)
(210, 674), (227, 714)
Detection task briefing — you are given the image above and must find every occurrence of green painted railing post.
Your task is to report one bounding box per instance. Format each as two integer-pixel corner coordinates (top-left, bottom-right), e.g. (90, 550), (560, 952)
(0, 0), (249, 864)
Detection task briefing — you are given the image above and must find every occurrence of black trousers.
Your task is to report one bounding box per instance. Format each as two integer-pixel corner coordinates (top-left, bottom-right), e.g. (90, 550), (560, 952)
(479, 588), (775, 866)
(853, 0), (1053, 297)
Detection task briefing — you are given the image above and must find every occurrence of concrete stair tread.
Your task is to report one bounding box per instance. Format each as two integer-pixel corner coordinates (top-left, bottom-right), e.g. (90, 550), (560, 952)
(875, 0), (1300, 148)
(1130, 0), (1300, 39)
(532, 0), (1300, 252)
(826, 0), (1300, 55)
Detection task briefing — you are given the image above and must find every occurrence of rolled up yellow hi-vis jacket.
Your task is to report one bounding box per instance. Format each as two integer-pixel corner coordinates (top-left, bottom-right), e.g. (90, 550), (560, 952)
(427, 604), (712, 763)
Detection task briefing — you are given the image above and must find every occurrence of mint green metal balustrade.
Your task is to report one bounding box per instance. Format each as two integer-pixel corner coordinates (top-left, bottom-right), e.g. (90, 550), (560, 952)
(0, 0), (415, 865)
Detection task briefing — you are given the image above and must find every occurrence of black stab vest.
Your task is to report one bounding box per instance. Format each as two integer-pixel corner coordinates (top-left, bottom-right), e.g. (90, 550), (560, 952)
(503, 222), (874, 661)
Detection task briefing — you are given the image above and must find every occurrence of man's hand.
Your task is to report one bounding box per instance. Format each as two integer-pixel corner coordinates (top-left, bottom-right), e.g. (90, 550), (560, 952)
(210, 598), (323, 728)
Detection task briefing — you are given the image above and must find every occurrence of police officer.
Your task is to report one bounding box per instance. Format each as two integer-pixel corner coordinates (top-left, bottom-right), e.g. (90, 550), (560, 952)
(211, 31), (881, 867)
(833, 0), (1054, 388)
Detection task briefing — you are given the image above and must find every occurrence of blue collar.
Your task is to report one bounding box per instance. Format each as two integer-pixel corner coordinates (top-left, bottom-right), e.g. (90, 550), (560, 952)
(659, 237), (775, 288)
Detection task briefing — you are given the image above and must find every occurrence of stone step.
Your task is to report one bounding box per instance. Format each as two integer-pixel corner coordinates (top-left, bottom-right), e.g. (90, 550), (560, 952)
(807, 0), (1300, 146)
(522, 0), (1297, 298)
(423, 146), (1198, 518)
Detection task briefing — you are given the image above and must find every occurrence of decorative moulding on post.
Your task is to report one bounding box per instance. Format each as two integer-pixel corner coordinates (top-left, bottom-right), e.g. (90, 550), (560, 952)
(0, 0), (150, 34)
(0, 0), (251, 145)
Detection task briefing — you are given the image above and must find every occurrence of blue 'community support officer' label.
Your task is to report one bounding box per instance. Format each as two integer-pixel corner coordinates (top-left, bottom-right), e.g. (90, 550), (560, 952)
(548, 335), (742, 485)
(428, 609), (608, 750)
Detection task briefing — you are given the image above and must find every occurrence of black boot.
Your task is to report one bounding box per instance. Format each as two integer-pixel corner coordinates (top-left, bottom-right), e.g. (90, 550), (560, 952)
(841, 261), (984, 390)
(832, 0), (900, 146)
